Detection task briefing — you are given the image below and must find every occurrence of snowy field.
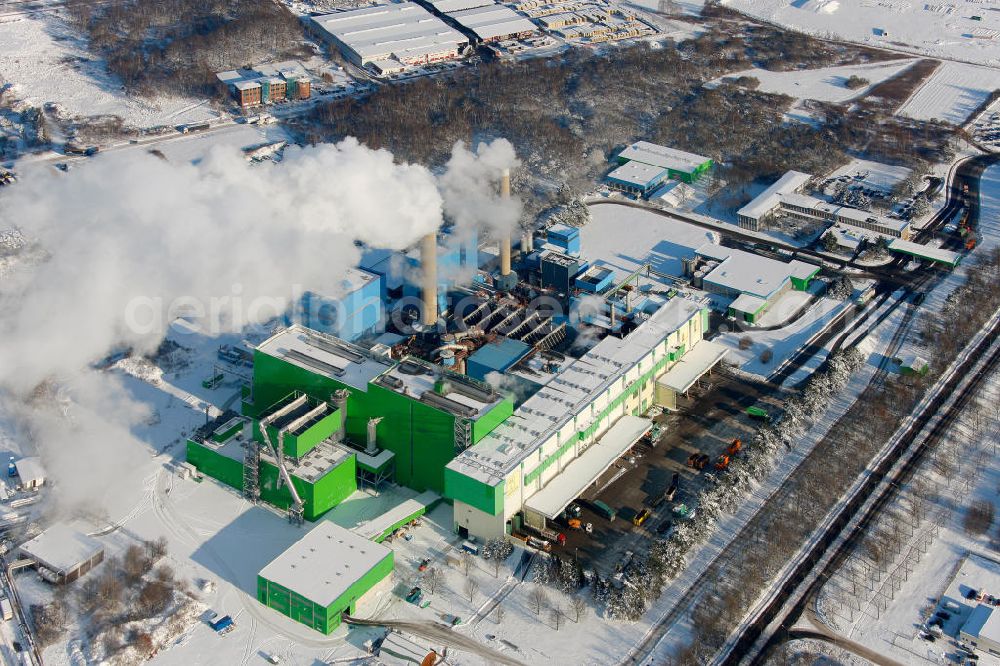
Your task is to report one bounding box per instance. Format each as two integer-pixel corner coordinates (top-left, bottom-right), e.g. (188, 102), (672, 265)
(0, 14), (220, 128)
(898, 61), (1000, 125)
(714, 0), (1000, 67)
(707, 59), (916, 103)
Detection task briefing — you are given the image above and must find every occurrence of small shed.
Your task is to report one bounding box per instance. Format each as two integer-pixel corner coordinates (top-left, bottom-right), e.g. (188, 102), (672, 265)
(899, 354), (929, 376)
(14, 457), (46, 490)
(20, 522), (105, 584)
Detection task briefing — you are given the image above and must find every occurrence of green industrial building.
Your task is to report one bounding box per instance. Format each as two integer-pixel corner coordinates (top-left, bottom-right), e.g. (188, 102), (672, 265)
(615, 140), (713, 184)
(257, 520), (394, 634)
(186, 324), (513, 521)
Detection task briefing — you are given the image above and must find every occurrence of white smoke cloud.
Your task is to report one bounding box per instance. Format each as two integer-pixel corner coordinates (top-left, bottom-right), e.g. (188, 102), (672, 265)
(0, 139), (443, 392)
(437, 138), (521, 238)
(0, 138), (446, 511)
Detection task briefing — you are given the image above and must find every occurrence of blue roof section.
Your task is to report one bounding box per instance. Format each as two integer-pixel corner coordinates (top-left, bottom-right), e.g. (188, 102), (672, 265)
(963, 604), (993, 639)
(467, 338), (531, 381)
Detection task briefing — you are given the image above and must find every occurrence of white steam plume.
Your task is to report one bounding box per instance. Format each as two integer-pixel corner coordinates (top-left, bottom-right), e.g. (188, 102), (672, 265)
(0, 138), (444, 511)
(437, 139), (521, 238)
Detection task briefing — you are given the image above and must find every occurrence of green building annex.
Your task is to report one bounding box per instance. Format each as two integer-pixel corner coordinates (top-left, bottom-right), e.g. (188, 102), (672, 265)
(186, 324), (512, 633)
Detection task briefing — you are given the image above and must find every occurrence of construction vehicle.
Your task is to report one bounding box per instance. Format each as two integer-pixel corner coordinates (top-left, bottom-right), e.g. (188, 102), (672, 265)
(715, 455), (730, 471)
(405, 587), (423, 605)
(633, 508), (651, 527)
(726, 439), (742, 456)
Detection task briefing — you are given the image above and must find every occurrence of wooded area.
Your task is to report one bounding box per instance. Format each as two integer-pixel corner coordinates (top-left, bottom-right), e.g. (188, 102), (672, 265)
(64, 0), (308, 97)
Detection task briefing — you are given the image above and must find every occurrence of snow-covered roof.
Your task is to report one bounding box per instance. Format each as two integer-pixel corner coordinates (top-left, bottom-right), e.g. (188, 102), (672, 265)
(20, 522), (103, 574)
(738, 170), (812, 220)
(255, 324), (394, 392)
(14, 457), (45, 484)
(888, 238), (961, 265)
(259, 520), (392, 608)
(446, 5), (537, 40)
(523, 415), (651, 519)
(696, 243), (820, 300)
(447, 296), (703, 485)
(962, 604), (1000, 645)
(427, 0), (494, 11)
(234, 80), (261, 91)
(655, 339), (728, 394)
(353, 490), (439, 540)
(312, 4), (467, 64)
(728, 293), (768, 315)
(616, 141), (711, 174)
(375, 358), (504, 419)
(606, 161), (667, 188)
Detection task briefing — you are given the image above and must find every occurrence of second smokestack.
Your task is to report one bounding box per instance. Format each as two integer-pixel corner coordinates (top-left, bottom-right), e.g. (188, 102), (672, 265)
(421, 232), (437, 327)
(500, 168), (511, 277)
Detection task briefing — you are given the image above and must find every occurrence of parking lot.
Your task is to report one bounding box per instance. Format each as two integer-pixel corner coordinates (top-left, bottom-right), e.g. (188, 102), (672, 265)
(558, 367), (783, 576)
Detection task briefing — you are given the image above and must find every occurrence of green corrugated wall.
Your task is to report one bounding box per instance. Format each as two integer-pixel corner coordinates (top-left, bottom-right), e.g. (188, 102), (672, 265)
(257, 549), (393, 634)
(186, 440), (244, 490)
(186, 440), (356, 521)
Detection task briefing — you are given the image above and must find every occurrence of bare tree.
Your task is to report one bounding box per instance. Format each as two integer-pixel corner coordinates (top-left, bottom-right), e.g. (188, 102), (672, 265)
(464, 576), (480, 603)
(460, 552), (472, 577)
(528, 586), (547, 615)
(569, 594), (587, 622)
(424, 567), (445, 595)
(550, 604), (562, 630)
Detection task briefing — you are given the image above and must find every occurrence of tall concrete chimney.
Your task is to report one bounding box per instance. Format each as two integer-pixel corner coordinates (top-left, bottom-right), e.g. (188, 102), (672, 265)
(500, 168), (512, 277)
(496, 167), (518, 292)
(421, 232), (437, 327)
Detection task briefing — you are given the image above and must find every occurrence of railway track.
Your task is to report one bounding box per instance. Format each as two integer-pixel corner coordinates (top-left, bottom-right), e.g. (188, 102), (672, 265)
(721, 309), (1000, 665)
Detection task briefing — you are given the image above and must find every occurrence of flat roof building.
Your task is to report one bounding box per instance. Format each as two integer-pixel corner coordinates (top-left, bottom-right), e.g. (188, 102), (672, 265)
(446, 4), (538, 42)
(445, 296), (717, 541)
(258, 520), (393, 634)
(605, 161), (669, 197)
(694, 243), (819, 323)
(312, 4), (468, 67)
(20, 522), (104, 584)
(962, 604), (1000, 657)
(615, 141), (713, 183)
(14, 457), (45, 490)
(738, 170), (912, 239)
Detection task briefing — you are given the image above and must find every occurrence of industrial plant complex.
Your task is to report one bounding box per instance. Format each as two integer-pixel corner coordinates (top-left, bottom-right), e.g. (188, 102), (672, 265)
(175, 165), (771, 634)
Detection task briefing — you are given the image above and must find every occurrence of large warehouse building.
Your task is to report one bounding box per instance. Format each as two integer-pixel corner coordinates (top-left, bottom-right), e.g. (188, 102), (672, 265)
(444, 295), (725, 541)
(614, 141), (713, 184)
(258, 521), (393, 634)
(690, 243), (820, 323)
(738, 170), (912, 239)
(445, 4), (537, 42)
(312, 4), (468, 68)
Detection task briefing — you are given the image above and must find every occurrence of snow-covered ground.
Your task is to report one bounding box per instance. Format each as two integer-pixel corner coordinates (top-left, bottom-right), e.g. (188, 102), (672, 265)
(899, 61), (1000, 125)
(714, 0), (1000, 68)
(0, 14), (221, 129)
(817, 364), (1000, 666)
(715, 294), (850, 379)
(707, 59), (916, 103)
